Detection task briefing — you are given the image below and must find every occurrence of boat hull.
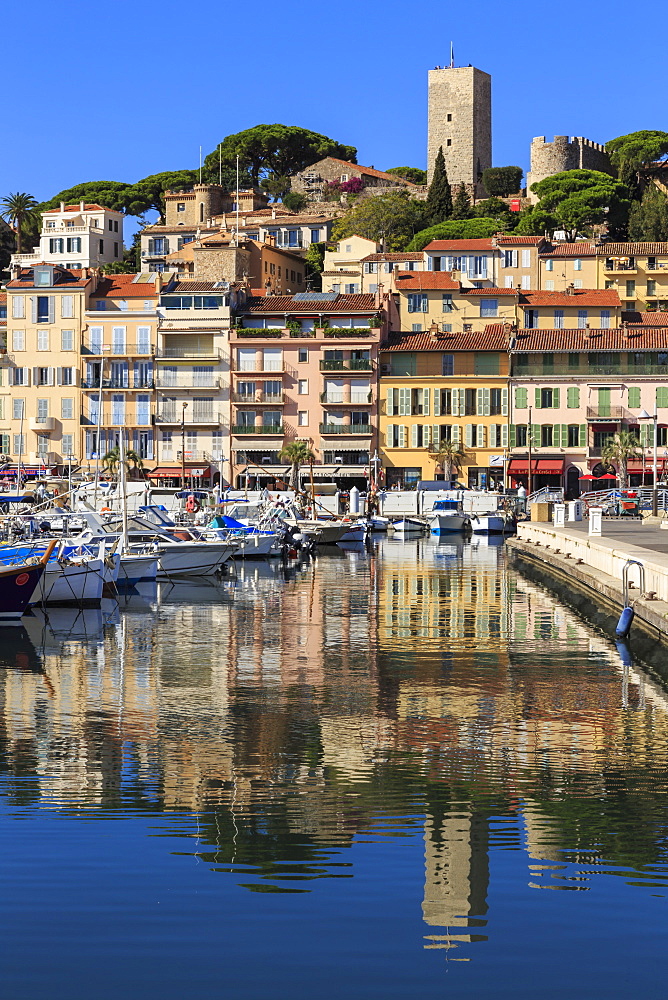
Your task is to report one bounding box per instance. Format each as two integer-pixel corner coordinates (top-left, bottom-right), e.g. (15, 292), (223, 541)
(0, 561), (47, 621)
(149, 541), (236, 579)
(33, 558), (105, 606)
(427, 513), (469, 534)
(392, 518), (427, 534)
(118, 554), (159, 586)
(471, 514), (507, 535)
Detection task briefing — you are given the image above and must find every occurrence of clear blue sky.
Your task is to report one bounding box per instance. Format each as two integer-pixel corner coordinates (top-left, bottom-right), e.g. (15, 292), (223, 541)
(2, 0), (660, 210)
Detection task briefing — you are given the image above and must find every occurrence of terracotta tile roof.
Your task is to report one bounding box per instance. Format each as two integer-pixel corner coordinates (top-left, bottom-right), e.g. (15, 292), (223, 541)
(622, 310), (668, 325)
(361, 252), (423, 262)
(393, 271), (460, 289)
(423, 238), (495, 253)
(256, 214), (336, 226)
(315, 158), (416, 185)
(321, 270), (360, 276)
(244, 293), (377, 314)
(381, 327), (511, 353)
(463, 286), (519, 296)
(495, 235), (547, 246)
(167, 281), (232, 292)
(91, 274), (159, 298)
(597, 242), (668, 256)
(42, 203), (119, 213)
(539, 241), (597, 257)
(515, 328), (668, 351)
(519, 289), (621, 306)
(7, 266), (91, 288)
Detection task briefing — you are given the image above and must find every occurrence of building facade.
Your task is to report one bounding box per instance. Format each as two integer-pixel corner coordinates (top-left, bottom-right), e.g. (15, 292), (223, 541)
(596, 243), (668, 312)
(12, 203), (124, 270)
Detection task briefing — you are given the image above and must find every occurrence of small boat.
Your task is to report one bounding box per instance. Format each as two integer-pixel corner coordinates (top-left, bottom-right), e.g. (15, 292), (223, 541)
(338, 519), (368, 543)
(118, 552), (159, 587)
(426, 500), (469, 534)
(0, 541), (56, 622)
(0, 540), (106, 606)
(470, 511), (516, 535)
(369, 515), (390, 532)
(391, 516), (428, 534)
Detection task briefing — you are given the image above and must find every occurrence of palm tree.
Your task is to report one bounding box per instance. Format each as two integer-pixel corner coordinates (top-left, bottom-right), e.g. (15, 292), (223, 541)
(601, 430), (641, 490)
(429, 439), (466, 483)
(102, 446), (146, 480)
(0, 192), (40, 255)
(278, 440), (315, 491)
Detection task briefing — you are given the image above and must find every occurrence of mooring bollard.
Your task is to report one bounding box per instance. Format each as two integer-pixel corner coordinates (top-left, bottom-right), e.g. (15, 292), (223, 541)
(553, 503), (566, 527)
(589, 507), (603, 536)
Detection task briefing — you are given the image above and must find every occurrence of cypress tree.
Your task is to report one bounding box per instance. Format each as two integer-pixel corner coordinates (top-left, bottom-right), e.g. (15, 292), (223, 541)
(426, 147), (452, 224)
(451, 182), (472, 220)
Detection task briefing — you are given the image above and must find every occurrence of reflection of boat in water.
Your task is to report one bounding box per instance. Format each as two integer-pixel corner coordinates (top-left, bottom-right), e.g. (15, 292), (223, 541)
(0, 624), (42, 672)
(23, 607), (107, 648)
(157, 577), (234, 605)
(117, 582), (158, 613)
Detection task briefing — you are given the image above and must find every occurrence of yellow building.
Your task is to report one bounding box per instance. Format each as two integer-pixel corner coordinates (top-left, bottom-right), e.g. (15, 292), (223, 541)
(519, 287), (621, 329)
(379, 326), (511, 488)
(538, 240), (597, 290)
(596, 242), (668, 311)
(392, 270), (518, 335)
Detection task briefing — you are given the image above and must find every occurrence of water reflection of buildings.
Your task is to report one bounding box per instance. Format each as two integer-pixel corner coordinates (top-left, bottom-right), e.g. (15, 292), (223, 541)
(1, 540), (668, 952)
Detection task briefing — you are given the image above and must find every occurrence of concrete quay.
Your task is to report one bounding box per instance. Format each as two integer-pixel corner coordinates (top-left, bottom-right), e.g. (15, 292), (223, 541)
(506, 518), (668, 650)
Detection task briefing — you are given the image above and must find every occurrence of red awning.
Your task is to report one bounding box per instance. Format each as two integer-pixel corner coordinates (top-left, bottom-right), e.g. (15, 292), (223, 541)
(508, 459), (564, 475)
(536, 460), (565, 473)
(148, 465), (213, 478)
(627, 460), (668, 473)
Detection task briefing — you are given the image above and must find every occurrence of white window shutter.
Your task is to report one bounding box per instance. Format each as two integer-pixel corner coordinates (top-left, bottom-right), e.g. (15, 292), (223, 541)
(30, 296), (37, 323)
(451, 388), (459, 416)
(387, 389), (394, 416)
(56, 367), (62, 386)
(477, 388), (484, 415)
(522, 248), (531, 268)
(386, 424), (394, 446)
(501, 387), (508, 416)
(432, 424), (439, 444)
(398, 425), (406, 448)
(501, 424), (508, 447)
(423, 425), (431, 448)
(411, 424), (418, 448)
(483, 388), (491, 416)
(452, 424), (461, 445)
(513, 250), (518, 268)
(23, 367), (30, 386)
(465, 423), (474, 447)
(433, 388), (440, 416)
(32, 366), (39, 386)
(48, 297), (55, 323)
(48, 368), (55, 386)
(504, 276), (514, 288)
(477, 425), (486, 447)
(423, 388), (430, 415)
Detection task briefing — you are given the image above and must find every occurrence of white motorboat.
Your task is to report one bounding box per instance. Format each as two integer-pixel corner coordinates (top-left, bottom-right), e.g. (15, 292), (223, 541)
(470, 512), (512, 535)
(118, 553), (159, 586)
(36, 553), (106, 605)
(369, 516), (390, 532)
(391, 516), (428, 534)
(426, 500), (469, 534)
(339, 519), (368, 543)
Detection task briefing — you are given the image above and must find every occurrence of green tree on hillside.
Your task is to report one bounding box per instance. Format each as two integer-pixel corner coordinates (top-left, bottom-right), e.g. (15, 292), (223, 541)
(628, 185), (668, 242)
(451, 182), (472, 220)
(529, 169), (631, 241)
(332, 191), (426, 251)
(386, 166), (427, 184)
(0, 192), (40, 255)
(482, 166), (523, 197)
(131, 170), (198, 222)
(304, 242), (326, 290)
(406, 218), (501, 251)
(425, 147), (452, 224)
(607, 130), (668, 189)
(38, 181), (137, 215)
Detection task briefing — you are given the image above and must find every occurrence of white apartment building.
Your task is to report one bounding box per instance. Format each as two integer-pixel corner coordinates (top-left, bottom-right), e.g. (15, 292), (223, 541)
(12, 202), (125, 270)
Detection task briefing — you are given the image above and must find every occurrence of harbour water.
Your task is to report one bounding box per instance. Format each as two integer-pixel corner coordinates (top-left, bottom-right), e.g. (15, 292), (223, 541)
(1, 536), (667, 999)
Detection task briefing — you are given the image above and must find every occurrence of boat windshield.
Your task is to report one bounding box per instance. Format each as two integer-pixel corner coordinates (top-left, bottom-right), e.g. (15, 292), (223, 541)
(433, 500), (460, 511)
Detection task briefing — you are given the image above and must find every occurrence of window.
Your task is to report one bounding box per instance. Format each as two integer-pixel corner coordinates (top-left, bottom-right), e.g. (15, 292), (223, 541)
(99, 240), (104, 254)
(62, 434), (74, 456)
(545, 259), (554, 272)
(298, 379), (308, 394)
(515, 424), (527, 447)
(12, 296), (25, 319)
(36, 399), (49, 421)
(36, 367), (52, 386)
(114, 220), (119, 232)
(628, 387), (641, 409)
(626, 280), (636, 298)
(447, 113), (452, 122)
(13, 398), (25, 419)
(540, 388), (554, 408)
(442, 354), (454, 375)
(298, 411), (308, 426)
(573, 279), (583, 288)
(411, 324), (422, 332)
(344, 283), (358, 294)
(61, 295), (74, 318)
(573, 259), (582, 271)
(442, 294), (453, 312)
(544, 280), (554, 291)
(480, 299), (498, 318)
(66, 237), (81, 254)
(567, 387), (580, 408)
(647, 279), (657, 296)
(578, 310), (588, 329)
(177, 202), (185, 212)
(61, 398), (74, 420)
(310, 229), (321, 243)
(114, 242), (119, 257)
(12, 330), (24, 351)
(407, 293), (428, 313)
(49, 238), (64, 254)
(475, 353), (499, 375)
(521, 249), (531, 269)
(13, 435), (25, 456)
(36, 297), (50, 322)
(541, 425), (553, 447)
(96, 300), (106, 310)
(446, 138), (452, 147)
(60, 367), (74, 386)
(37, 330), (49, 351)
(567, 425), (580, 447)
(521, 276), (531, 290)
(503, 250), (518, 268)
(490, 388), (502, 415)
(600, 310), (610, 329)
(345, 243), (351, 252)
(605, 280), (615, 289)
(553, 309), (564, 329)
(298, 348), (308, 363)
(464, 388), (477, 415)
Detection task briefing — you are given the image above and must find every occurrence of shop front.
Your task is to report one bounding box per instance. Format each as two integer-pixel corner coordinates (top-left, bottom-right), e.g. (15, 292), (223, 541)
(508, 458), (565, 492)
(148, 464), (216, 489)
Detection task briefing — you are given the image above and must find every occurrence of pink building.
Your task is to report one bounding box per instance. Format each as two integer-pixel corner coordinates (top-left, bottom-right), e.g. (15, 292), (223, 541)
(229, 292), (393, 488)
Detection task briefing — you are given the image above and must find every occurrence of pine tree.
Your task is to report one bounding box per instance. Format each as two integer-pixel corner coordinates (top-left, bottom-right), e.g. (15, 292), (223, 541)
(628, 184), (668, 242)
(425, 147), (452, 224)
(451, 183), (472, 220)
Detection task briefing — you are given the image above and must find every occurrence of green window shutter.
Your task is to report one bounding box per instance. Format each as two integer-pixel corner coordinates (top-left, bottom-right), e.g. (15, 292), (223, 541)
(476, 388), (484, 415)
(483, 387), (491, 416)
(515, 387), (527, 409)
(561, 424), (568, 447)
(641, 423), (655, 447)
(553, 425), (560, 446)
(553, 387), (560, 408)
(509, 424), (516, 447)
(433, 388), (440, 416)
(628, 386), (641, 409)
(656, 387), (668, 408)
(535, 387), (541, 409)
(567, 387), (580, 408)
(532, 423), (541, 448)
(579, 424), (587, 447)
(501, 387), (508, 416)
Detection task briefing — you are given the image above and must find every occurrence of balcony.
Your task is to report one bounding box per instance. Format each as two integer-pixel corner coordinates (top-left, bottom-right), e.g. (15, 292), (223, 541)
(320, 392), (372, 404)
(29, 417), (56, 432)
(586, 406), (635, 421)
(12, 252), (41, 263)
(513, 364), (668, 377)
(233, 362), (285, 374)
(81, 378), (154, 389)
(82, 341), (153, 356)
(319, 424), (372, 435)
(156, 411), (222, 426)
(319, 359), (373, 372)
(155, 374), (221, 389)
(142, 247), (169, 258)
(81, 410), (152, 426)
(156, 347), (221, 360)
(235, 328), (285, 339)
(602, 260), (637, 272)
(42, 224), (102, 234)
(233, 392), (284, 404)
(231, 425), (284, 435)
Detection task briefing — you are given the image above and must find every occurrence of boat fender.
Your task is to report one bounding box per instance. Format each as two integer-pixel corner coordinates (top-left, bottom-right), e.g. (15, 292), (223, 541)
(101, 507), (112, 513)
(185, 495), (201, 514)
(615, 606), (635, 639)
(292, 533), (304, 543)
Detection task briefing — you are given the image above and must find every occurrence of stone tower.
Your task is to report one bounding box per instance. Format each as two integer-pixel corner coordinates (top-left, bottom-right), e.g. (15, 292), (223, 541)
(427, 65), (492, 199)
(526, 136), (612, 203)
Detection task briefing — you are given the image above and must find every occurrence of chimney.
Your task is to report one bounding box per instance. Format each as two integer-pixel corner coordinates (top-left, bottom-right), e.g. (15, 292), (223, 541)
(10, 263), (21, 281)
(79, 201), (85, 212)
(81, 267), (88, 280)
(60, 201), (65, 212)
(566, 283), (575, 295)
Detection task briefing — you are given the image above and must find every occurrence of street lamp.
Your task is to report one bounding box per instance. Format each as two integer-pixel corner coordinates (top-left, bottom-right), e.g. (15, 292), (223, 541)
(638, 408), (658, 516)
